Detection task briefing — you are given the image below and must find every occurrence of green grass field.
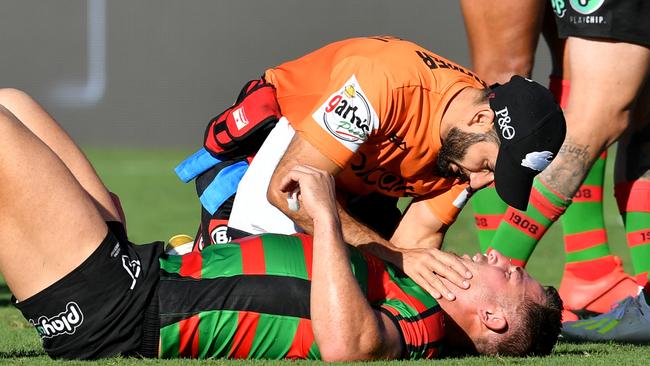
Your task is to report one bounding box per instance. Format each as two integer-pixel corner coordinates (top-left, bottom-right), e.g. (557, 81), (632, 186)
(0, 147), (648, 365)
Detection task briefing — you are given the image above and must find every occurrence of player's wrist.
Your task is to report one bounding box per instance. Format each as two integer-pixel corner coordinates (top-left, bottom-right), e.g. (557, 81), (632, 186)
(312, 213), (341, 234)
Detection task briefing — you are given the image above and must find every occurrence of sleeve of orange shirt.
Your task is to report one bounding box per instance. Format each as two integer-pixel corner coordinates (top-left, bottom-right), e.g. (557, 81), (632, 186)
(422, 182), (472, 226)
(292, 56), (392, 168)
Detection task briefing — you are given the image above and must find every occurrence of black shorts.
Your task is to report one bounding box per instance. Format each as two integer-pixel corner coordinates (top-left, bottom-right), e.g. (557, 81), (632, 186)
(12, 222), (163, 359)
(551, 0), (650, 47)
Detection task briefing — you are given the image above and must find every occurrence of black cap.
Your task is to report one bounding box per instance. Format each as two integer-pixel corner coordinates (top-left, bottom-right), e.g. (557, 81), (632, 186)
(489, 75), (566, 211)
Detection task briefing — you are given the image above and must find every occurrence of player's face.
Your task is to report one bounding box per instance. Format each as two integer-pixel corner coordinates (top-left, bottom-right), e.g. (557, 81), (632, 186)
(443, 140), (497, 190)
(460, 250), (545, 305)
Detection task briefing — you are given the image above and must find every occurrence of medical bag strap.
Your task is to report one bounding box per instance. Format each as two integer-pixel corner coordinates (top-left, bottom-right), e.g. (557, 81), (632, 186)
(203, 79), (282, 160)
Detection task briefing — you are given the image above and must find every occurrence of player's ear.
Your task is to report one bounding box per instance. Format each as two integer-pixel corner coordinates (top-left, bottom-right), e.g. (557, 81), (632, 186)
(477, 306), (507, 333)
(469, 107), (494, 129)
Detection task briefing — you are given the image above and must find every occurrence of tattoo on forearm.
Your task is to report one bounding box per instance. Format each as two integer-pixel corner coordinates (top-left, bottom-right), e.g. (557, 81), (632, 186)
(558, 142), (591, 164)
(540, 140), (596, 198)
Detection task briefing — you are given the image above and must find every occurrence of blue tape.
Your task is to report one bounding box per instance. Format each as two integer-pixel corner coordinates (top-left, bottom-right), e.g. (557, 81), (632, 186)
(174, 148), (222, 183)
(199, 161), (249, 214)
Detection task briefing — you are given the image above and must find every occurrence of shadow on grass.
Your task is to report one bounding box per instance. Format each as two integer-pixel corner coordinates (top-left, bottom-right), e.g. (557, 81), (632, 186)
(0, 349), (44, 358)
(559, 339), (649, 347)
(554, 347), (611, 355)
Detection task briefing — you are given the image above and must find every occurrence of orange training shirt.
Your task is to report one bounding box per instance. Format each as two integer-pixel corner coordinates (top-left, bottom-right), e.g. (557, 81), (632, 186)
(264, 36), (487, 225)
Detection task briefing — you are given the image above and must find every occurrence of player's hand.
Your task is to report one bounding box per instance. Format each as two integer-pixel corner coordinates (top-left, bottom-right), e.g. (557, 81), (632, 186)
(278, 164), (338, 223)
(398, 247), (472, 300)
(469, 171), (494, 191)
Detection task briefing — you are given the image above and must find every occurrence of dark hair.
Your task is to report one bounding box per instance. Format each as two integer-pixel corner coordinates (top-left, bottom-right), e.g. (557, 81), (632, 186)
(477, 286), (563, 356)
(476, 87), (492, 105)
(436, 127), (499, 179)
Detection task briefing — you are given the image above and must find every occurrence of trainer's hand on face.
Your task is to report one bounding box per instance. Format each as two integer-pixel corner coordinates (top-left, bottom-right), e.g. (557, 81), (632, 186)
(278, 164), (338, 222)
(399, 248), (472, 300)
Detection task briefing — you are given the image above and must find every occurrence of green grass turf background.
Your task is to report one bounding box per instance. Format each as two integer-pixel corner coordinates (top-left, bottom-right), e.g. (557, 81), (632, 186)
(0, 147), (648, 365)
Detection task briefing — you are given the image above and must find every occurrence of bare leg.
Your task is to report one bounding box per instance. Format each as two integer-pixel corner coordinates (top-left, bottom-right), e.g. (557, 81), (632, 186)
(459, 0), (545, 84)
(0, 88), (120, 222)
(540, 38), (650, 197)
(0, 105), (107, 301)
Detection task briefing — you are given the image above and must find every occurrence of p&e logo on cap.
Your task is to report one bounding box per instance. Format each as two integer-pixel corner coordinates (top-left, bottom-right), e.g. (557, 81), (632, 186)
(494, 107), (516, 140)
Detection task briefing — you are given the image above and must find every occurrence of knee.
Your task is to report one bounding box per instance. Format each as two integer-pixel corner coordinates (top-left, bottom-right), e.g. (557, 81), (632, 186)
(0, 88), (31, 108)
(601, 108), (633, 145)
(610, 111), (633, 142)
(566, 108), (631, 147)
(499, 54), (535, 78)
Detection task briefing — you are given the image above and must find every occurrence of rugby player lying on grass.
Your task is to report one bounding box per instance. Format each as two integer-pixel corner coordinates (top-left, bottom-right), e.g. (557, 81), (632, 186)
(0, 89), (562, 360)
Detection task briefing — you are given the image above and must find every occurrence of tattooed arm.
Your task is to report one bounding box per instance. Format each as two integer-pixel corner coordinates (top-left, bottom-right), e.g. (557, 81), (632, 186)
(538, 137), (598, 198)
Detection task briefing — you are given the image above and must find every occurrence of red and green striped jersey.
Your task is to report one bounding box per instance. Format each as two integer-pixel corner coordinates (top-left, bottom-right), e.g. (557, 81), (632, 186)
(158, 233), (444, 360)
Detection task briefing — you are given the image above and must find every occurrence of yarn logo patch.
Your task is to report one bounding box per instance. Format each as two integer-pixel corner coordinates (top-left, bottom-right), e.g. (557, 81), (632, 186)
(312, 75), (379, 151)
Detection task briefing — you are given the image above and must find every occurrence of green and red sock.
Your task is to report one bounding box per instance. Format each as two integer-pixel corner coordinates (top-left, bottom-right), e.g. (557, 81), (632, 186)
(561, 152), (613, 275)
(471, 185), (508, 253)
(489, 177), (571, 266)
(615, 180), (650, 302)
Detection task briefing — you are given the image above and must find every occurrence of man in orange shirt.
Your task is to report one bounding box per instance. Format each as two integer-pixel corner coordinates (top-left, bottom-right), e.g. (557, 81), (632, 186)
(183, 36), (566, 299)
